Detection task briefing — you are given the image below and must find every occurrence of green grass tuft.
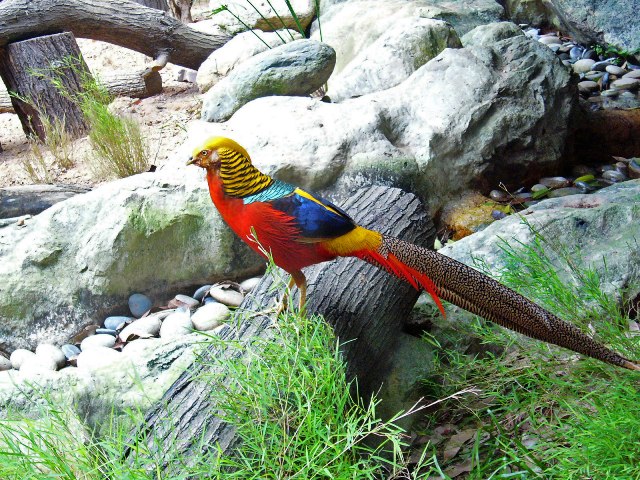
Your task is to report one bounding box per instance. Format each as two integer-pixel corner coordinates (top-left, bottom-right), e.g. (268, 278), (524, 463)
(422, 217), (640, 478)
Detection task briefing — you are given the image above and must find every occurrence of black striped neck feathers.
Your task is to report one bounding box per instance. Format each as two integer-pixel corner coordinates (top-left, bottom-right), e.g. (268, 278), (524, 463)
(217, 146), (273, 198)
(190, 137), (274, 198)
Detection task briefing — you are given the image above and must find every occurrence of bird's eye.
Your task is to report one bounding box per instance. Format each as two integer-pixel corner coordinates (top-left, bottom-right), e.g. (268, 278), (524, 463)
(200, 149), (209, 157)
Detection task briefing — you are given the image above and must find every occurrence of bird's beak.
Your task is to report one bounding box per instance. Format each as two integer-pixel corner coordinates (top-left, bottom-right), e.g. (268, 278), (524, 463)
(186, 156), (196, 166)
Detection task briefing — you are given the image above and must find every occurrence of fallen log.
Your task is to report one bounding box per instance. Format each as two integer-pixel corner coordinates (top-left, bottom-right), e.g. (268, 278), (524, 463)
(0, 0), (231, 71)
(0, 184), (92, 219)
(131, 186), (436, 466)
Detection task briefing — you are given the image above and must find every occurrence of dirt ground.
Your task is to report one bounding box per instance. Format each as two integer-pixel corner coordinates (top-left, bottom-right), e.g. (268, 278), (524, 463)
(0, 38), (203, 188)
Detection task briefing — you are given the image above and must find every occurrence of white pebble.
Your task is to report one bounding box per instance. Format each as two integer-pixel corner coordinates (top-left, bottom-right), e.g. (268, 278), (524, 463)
(209, 285), (244, 307)
(20, 354), (58, 373)
(10, 349), (36, 370)
(119, 316), (162, 341)
(35, 344), (67, 369)
(81, 334), (116, 351)
(0, 356), (12, 371)
(77, 347), (122, 370)
(240, 277), (261, 293)
(160, 309), (193, 339)
(192, 303), (230, 331)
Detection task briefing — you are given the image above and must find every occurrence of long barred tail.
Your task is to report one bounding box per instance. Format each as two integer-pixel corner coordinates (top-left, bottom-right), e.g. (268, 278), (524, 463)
(358, 234), (640, 371)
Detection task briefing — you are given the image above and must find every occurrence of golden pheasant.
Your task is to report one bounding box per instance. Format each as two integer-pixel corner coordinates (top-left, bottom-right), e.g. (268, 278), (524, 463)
(188, 136), (640, 371)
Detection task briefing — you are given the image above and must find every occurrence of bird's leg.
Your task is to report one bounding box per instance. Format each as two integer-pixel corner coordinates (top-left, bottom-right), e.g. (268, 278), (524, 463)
(276, 276), (297, 316)
(276, 270), (307, 316)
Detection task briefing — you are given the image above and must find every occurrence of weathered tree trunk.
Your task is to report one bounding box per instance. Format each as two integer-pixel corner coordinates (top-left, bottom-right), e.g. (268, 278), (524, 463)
(131, 0), (170, 11)
(0, 69), (163, 115)
(0, 0), (231, 70)
(0, 184), (91, 219)
(101, 69), (163, 99)
(0, 32), (91, 141)
(131, 186), (436, 465)
(169, 0), (193, 23)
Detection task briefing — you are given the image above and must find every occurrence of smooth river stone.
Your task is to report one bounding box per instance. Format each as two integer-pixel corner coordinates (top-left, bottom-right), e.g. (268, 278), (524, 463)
(611, 78), (639, 91)
(81, 334), (116, 351)
(104, 316), (132, 330)
(192, 303), (230, 331)
(0, 356), (11, 371)
(606, 65), (626, 76)
(35, 344), (66, 369)
(174, 294), (200, 308)
(159, 309), (193, 339)
(61, 344), (81, 360)
(129, 293), (152, 318)
(119, 316), (162, 341)
(77, 347), (122, 370)
(573, 59), (595, 74)
(240, 277), (261, 292)
(209, 285), (244, 307)
(10, 349), (35, 370)
(193, 284), (212, 301)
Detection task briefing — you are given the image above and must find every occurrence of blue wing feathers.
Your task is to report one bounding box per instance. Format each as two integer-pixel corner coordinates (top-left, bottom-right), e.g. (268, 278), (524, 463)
(270, 190), (355, 240)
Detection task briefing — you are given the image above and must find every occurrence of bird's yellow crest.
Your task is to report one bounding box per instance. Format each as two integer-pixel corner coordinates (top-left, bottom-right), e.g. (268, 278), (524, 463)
(191, 137), (252, 163)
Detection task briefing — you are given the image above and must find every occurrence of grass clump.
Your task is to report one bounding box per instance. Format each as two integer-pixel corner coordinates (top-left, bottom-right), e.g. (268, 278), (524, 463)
(29, 56), (149, 180)
(422, 218), (640, 478)
(0, 275), (436, 478)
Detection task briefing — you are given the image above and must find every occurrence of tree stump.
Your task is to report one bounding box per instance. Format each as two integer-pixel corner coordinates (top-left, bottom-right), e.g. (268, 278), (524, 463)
(130, 186), (436, 466)
(0, 32), (90, 141)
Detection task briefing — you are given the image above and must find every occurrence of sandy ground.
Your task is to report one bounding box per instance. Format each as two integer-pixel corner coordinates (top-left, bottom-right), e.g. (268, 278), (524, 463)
(0, 38), (202, 188)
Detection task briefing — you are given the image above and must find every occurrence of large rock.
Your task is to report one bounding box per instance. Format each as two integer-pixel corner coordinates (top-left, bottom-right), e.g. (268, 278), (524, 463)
(440, 179), (640, 305)
(311, 0), (504, 77)
(197, 29), (303, 93)
(0, 169), (262, 352)
(328, 17), (461, 102)
(0, 333), (206, 431)
(181, 25), (575, 217)
(504, 0), (640, 53)
(201, 39), (336, 122)
(207, 0), (315, 35)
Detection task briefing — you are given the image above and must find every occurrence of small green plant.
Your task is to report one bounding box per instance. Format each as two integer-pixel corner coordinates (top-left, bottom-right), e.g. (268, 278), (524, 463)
(30, 57), (149, 180)
(212, 0), (323, 47)
(422, 217), (640, 478)
(10, 91), (75, 181)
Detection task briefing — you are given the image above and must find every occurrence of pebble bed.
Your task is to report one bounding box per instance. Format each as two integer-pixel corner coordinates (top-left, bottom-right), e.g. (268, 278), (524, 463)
(485, 27), (640, 217)
(0, 276), (262, 374)
(524, 27), (640, 110)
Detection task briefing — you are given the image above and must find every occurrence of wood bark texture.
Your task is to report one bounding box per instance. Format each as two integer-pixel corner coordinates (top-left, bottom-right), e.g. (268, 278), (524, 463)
(131, 186), (436, 466)
(101, 69), (163, 99)
(0, 184), (91, 219)
(0, 32), (90, 140)
(169, 0), (193, 23)
(0, 0), (231, 70)
(131, 0), (170, 12)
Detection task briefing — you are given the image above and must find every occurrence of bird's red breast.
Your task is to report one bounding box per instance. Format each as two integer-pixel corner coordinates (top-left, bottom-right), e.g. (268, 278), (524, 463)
(206, 171), (336, 272)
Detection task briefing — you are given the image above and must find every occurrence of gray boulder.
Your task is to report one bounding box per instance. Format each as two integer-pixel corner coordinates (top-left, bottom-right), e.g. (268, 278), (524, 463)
(0, 169), (262, 352)
(197, 29), (303, 93)
(182, 26), (575, 217)
(311, 0), (503, 76)
(201, 39), (336, 122)
(0, 334), (206, 432)
(440, 179), (640, 305)
(207, 0), (316, 35)
(328, 17), (461, 102)
(504, 0), (640, 53)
